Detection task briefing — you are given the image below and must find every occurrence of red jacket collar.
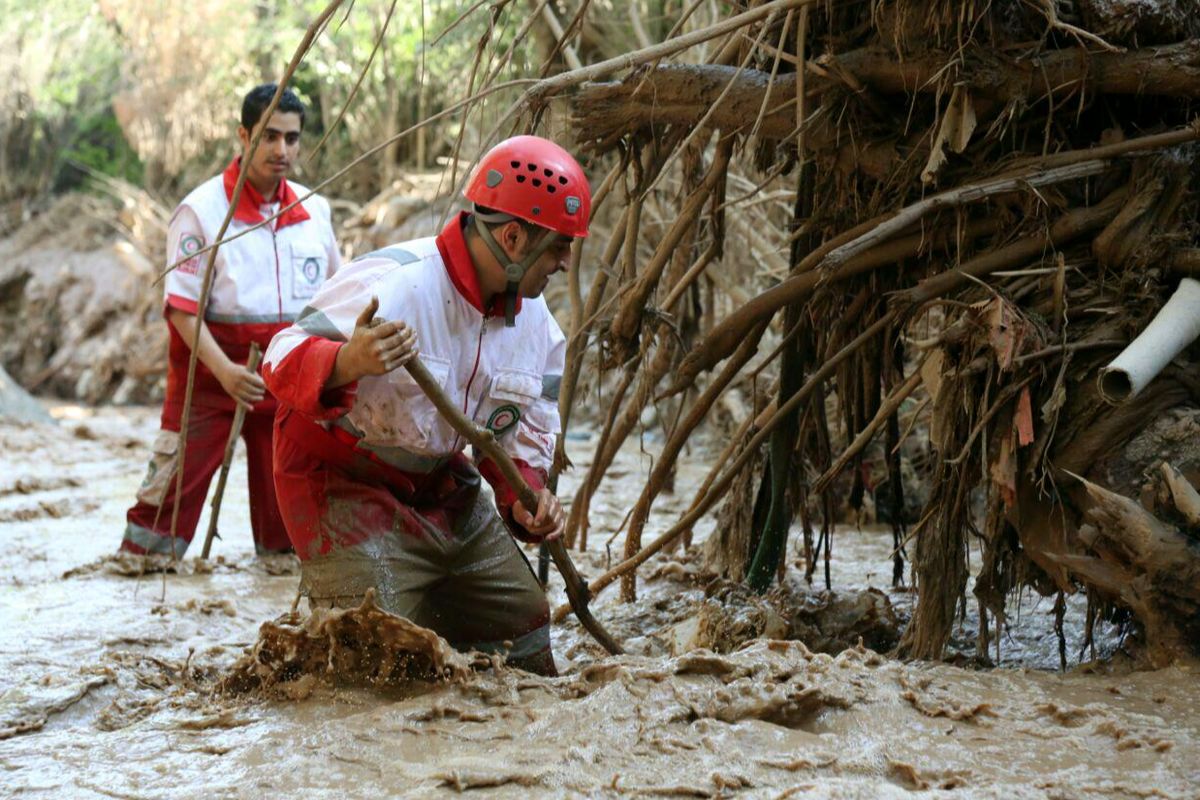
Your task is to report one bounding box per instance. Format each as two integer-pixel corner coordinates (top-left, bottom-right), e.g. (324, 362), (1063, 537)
(436, 212), (521, 318)
(222, 157), (311, 228)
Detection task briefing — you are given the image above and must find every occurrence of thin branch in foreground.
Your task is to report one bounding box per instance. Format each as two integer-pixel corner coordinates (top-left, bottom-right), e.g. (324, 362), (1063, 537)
(168, 0), (348, 570)
(305, 0), (400, 165)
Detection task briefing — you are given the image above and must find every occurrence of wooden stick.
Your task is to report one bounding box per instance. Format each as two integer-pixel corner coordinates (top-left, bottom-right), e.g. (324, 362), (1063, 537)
(402, 357), (624, 656)
(200, 343), (262, 560)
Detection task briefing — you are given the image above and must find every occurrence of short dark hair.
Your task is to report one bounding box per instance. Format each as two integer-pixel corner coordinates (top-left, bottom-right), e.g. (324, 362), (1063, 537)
(241, 83), (305, 132)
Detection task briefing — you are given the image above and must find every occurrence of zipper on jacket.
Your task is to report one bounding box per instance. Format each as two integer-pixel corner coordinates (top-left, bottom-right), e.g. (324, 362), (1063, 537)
(462, 315), (487, 418)
(454, 315), (489, 454)
(271, 223), (283, 322)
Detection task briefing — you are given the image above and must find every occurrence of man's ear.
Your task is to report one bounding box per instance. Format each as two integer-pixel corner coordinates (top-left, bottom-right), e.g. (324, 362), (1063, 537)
(500, 220), (526, 258)
(236, 125), (251, 153)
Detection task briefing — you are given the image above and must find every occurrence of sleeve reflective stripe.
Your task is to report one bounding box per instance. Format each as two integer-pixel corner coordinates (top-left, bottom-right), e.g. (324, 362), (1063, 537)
(356, 246), (421, 265)
(296, 306), (348, 341)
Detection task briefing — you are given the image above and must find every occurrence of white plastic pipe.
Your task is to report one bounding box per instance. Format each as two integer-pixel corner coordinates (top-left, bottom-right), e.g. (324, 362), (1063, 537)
(1099, 277), (1200, 404)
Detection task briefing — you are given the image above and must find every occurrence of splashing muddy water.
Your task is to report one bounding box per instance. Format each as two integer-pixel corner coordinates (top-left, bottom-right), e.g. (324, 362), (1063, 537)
(1, 406), (1197, 797)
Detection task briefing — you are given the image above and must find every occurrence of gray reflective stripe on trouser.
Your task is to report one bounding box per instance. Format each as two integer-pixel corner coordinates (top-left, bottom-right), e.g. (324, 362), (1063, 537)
(355, 246), (421, 265)
(296, 306), (347, 341)
(206, 312), (298, 324)
(541, 373), (562, 401)
(121, 522), (189, 557)
(458, 623), (551, 660)
(334, 417), (452, 474)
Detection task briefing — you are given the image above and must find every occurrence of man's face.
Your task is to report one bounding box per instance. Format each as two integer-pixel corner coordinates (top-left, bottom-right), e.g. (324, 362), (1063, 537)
(515, 229), (574, 298)
(236, 110), (302, 192)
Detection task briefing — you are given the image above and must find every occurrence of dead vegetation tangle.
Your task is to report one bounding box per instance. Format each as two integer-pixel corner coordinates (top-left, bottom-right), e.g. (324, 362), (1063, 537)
(510, 0), (1200, 667)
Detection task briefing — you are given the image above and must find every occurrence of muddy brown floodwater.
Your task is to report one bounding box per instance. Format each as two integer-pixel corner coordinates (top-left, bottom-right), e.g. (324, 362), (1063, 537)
(1, 405), (1197, 798)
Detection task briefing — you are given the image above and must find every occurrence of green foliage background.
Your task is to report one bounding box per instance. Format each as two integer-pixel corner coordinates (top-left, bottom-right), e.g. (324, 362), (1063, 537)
(0, 0), (135, 199)
(0, 0), (549, 204)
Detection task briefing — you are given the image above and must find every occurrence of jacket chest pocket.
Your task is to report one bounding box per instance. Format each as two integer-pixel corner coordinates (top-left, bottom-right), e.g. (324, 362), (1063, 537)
(479, 368), (542, 439)
(384, 355), (454, 452)
(290, 243), (328, 299)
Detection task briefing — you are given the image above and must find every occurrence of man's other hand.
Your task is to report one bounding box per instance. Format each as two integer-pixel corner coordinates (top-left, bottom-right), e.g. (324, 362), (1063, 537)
(343, 296), (419, 379)
(513, 488), (565, 542)
(217, 361), (266, 409)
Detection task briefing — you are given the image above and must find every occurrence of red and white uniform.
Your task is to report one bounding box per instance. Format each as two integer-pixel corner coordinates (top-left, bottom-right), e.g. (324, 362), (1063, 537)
(162, 158), (341, 415)
(263, 212), (566, 558)
(120, 158), (341, 557)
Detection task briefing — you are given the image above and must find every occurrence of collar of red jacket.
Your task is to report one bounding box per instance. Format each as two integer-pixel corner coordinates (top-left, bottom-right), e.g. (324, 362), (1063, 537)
(222, 157), (311, 228)
(436, 212), (522, 319)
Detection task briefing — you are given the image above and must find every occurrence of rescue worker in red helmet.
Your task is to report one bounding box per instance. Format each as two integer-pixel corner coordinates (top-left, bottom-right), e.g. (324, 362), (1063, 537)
(120, 84), (340, 558)
(263, 135), (591, 675)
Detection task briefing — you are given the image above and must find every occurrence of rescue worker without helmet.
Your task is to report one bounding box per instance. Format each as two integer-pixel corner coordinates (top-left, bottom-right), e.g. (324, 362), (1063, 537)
(263, 135), (590, 675)
(119, 84), (341, 558)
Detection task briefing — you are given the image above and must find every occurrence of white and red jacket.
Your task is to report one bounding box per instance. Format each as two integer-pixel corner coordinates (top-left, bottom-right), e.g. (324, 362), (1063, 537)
(263, 212), (565, 524)
(163, 157), (340, 415)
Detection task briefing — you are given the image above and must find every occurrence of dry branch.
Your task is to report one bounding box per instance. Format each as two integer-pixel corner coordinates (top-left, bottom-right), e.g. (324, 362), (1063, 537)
(609, 139), (731, 347)
(573, 42), (1200, 148)
(666, 216), (1006, 394)
(821, 161), (1110, 270)
(811, 365), (925, 495)
(897, 186), (1128, 305)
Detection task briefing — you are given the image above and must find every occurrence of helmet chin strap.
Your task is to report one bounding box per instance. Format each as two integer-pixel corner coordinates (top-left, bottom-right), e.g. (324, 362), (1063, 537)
(472, 211), (558, 327)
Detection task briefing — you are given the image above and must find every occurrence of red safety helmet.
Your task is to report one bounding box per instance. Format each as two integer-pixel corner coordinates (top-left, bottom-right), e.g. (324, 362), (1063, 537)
(464, 135), (591, 238)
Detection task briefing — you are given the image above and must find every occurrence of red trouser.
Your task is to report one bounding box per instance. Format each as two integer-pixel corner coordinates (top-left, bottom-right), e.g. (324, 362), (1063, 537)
(120, 402), (290, 557)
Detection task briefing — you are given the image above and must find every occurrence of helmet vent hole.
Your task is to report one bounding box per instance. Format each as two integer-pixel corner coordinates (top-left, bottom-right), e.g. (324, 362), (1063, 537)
(543, 168), (553, 177)
(532, 178), (542, 187)
(527, 163), (537, 171)
(547, 185), (557, 194)
(557, 176), (568, 185)
(516, 175), (526, 183)
(510, 160), (520, 169)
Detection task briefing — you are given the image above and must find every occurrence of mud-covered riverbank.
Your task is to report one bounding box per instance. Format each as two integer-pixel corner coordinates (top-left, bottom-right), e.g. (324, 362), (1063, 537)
(1, 406), (1197, 798)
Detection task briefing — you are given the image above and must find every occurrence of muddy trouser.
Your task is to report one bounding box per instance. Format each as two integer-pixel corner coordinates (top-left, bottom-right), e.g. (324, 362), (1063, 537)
(273, 412), (555, 675)
(120, 403), (291, 557)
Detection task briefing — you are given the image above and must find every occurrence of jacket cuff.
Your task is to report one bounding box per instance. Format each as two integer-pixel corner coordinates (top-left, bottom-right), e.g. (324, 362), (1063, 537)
(478, 457), (548, 543)
(263, 337), (357, 419)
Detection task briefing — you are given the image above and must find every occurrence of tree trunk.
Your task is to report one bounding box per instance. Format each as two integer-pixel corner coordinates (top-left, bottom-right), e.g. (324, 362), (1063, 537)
(573, 42), (1200, 148)
(1052, 472), (1200, 666)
